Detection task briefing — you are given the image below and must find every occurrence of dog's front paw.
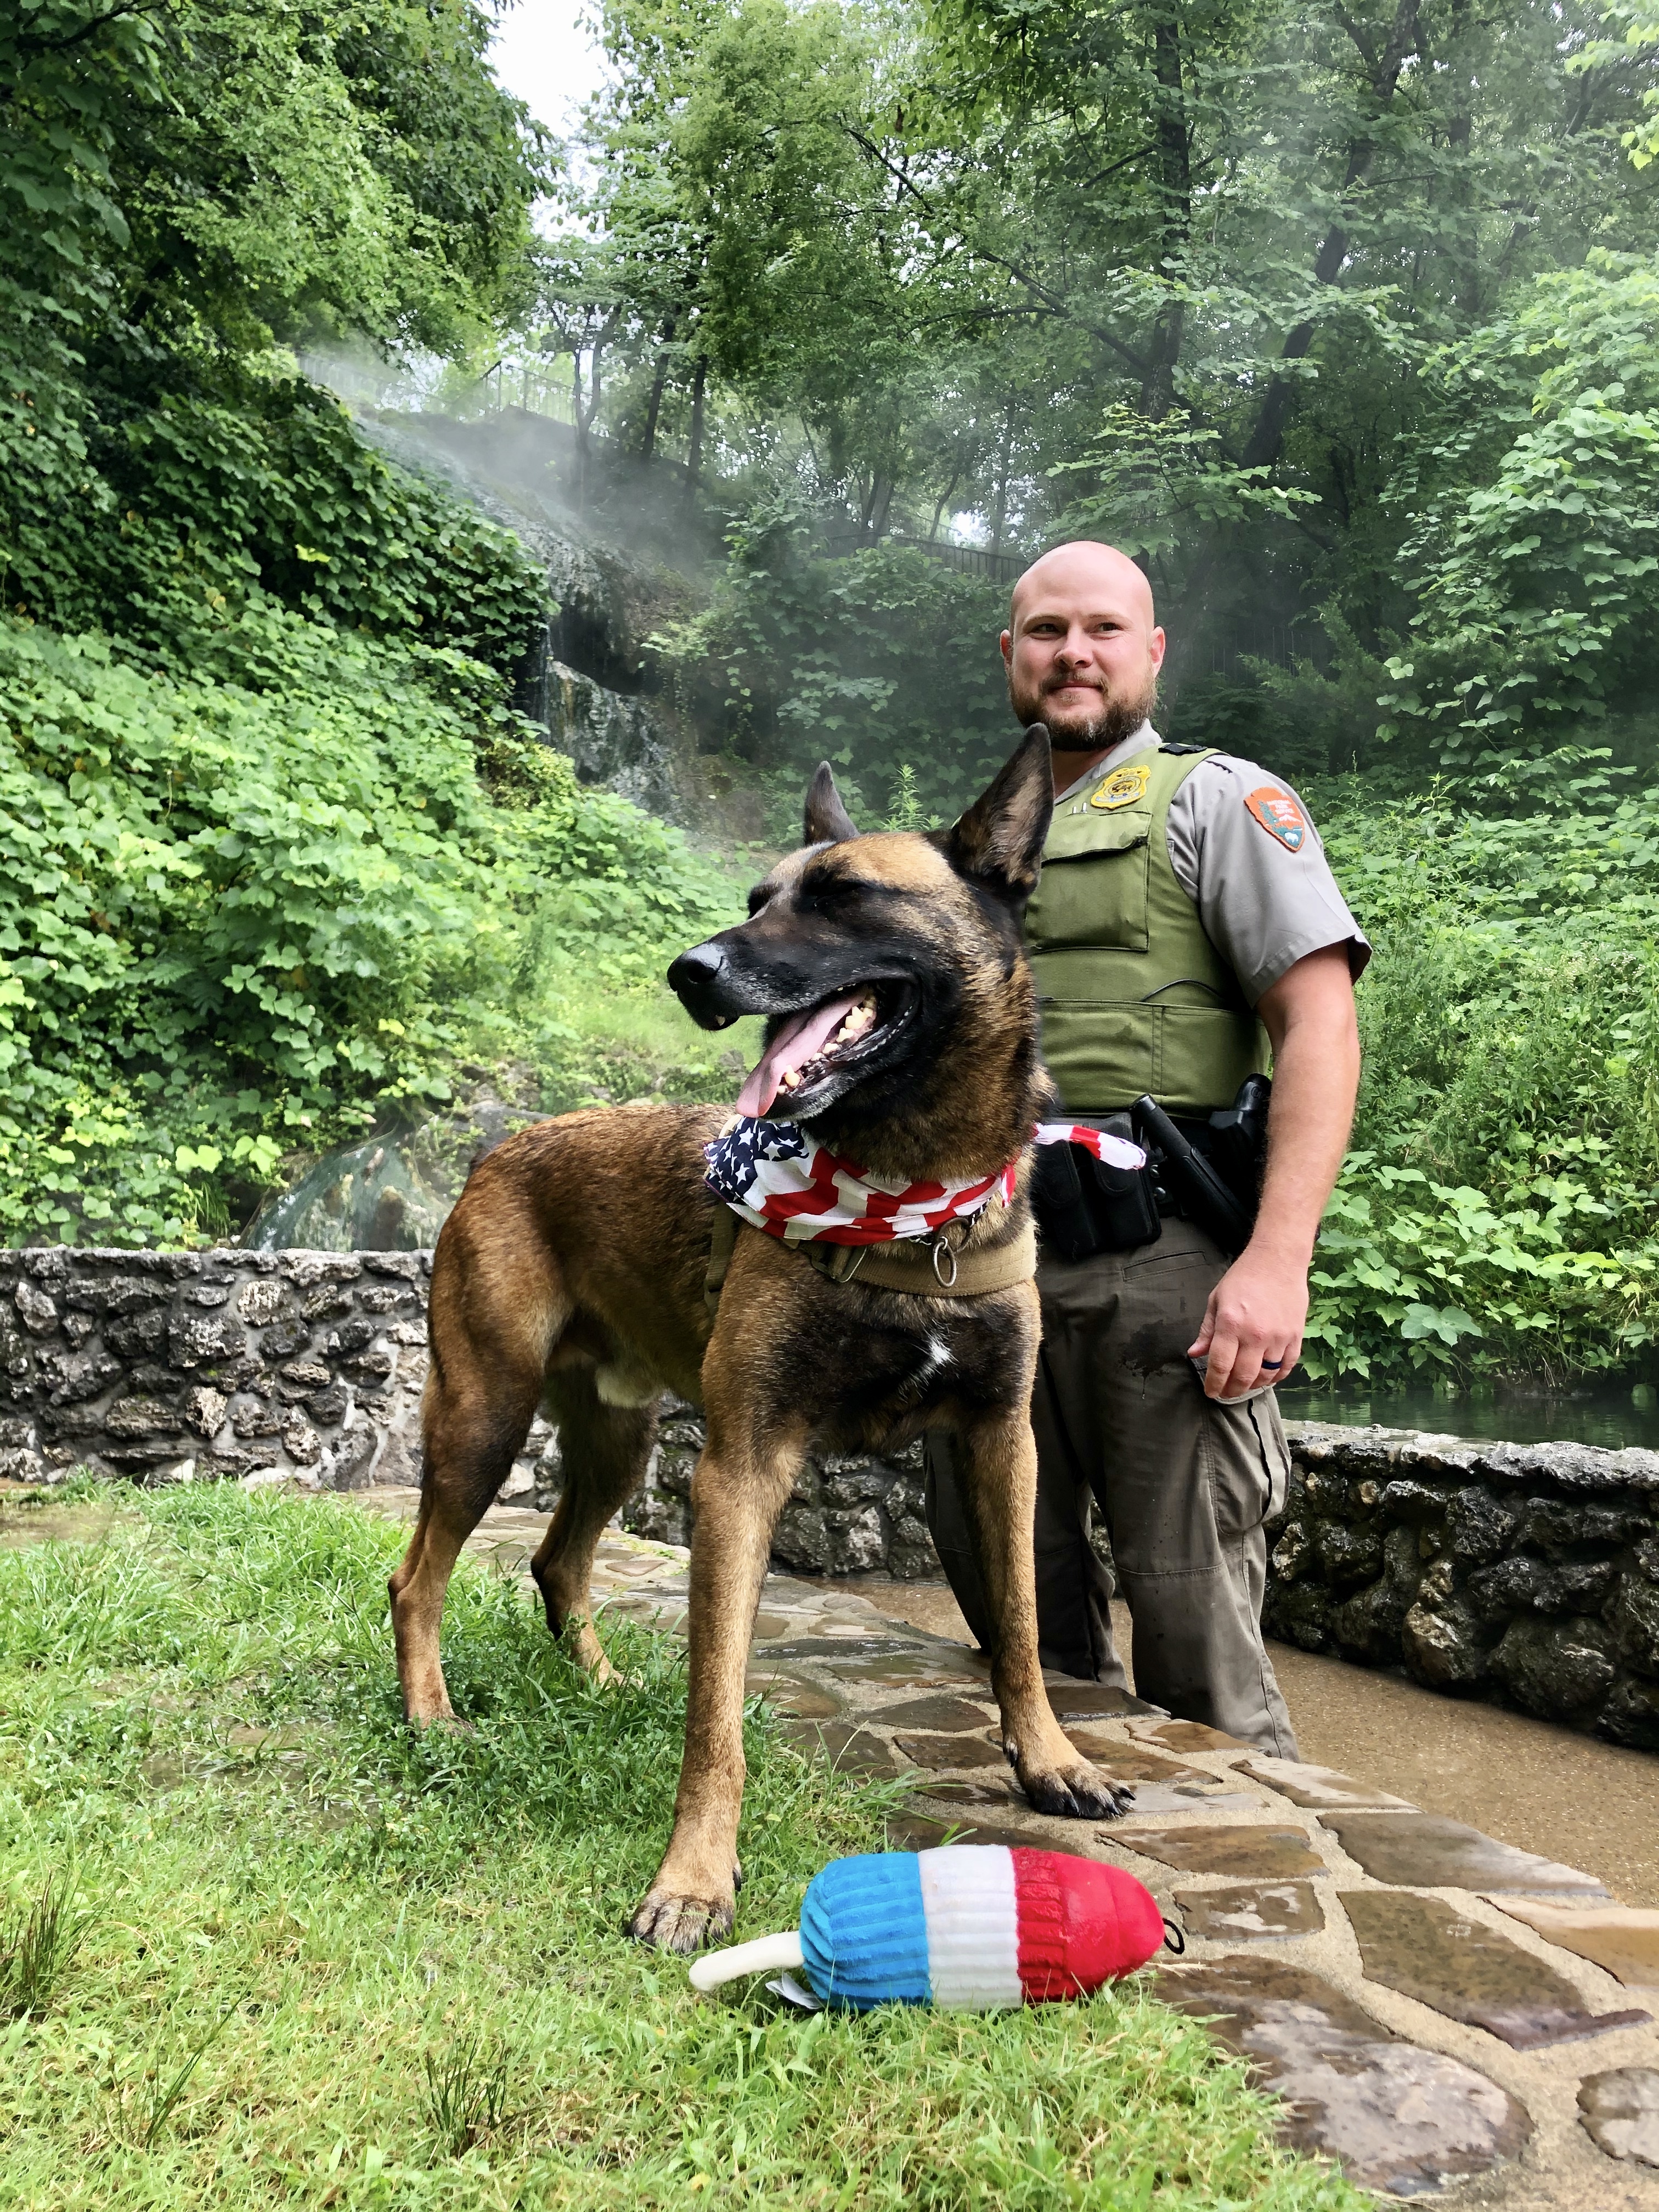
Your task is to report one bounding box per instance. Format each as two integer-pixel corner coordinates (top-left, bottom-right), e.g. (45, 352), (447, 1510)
(628, 1886), (736, 1955)
(1014, 1751), (1133, 1821)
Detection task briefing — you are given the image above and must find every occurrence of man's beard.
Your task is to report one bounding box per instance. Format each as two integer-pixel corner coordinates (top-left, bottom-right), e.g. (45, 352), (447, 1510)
(1009, 668), (1159, 752)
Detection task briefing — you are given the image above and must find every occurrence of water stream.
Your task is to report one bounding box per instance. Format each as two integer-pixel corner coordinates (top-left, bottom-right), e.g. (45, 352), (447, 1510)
(1278, 1376), (1659, 1452)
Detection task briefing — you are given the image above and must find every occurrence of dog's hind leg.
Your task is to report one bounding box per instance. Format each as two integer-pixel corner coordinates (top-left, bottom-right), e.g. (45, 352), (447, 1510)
(389, 1251), (563, 1726)
(529, 1369), (659, 1682)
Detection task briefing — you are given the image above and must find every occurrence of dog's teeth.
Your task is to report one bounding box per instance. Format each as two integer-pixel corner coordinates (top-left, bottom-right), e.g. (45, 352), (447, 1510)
(781, 1068), (800, 1090)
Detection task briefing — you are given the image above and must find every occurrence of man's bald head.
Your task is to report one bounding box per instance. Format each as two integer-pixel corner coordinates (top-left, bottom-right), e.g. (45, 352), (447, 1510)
(1009, 541), (1156, 633)
(1000, 540), (1165, 753)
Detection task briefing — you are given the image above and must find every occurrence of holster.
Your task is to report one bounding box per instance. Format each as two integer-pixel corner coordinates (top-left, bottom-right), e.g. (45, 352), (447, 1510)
(1029, 1112), (1162, 1262)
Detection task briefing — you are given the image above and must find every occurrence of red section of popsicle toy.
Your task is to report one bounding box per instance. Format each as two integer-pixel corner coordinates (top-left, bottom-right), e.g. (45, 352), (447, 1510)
(1011, 1849), (1165, 2000)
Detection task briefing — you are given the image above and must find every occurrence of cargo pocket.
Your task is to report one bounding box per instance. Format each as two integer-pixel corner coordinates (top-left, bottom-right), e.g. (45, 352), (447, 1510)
(1204, 1393), (1289, 1542)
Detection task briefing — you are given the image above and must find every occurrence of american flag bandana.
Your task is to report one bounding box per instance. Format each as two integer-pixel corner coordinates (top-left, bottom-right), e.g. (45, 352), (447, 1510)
(704, 1118), (1145, 1247)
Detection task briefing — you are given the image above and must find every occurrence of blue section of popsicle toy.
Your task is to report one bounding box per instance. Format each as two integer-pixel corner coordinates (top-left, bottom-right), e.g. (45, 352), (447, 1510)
(799, 1851), (930, 2010)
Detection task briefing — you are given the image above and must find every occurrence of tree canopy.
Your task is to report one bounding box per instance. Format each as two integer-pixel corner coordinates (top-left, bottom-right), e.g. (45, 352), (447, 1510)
(544, 0), (1659, 776)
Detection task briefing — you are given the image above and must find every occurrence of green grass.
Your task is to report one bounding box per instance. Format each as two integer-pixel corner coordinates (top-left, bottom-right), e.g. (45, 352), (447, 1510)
(0, 1486), (1372, 2209)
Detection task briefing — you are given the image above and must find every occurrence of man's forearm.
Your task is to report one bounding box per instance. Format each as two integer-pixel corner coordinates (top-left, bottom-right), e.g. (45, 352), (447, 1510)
(1189, 944), (1360, 1397)
(1251, 969), (1360, 1268)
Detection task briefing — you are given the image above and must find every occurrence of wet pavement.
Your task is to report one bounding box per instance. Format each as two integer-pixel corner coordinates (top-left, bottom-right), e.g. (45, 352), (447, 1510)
(848, 1572), (1659, 1912)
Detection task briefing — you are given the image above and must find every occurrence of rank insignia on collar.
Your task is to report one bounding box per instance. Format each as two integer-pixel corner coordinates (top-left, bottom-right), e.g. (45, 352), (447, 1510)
(1088, 761), (1152, 811)
(1245, 785), (1308, 850)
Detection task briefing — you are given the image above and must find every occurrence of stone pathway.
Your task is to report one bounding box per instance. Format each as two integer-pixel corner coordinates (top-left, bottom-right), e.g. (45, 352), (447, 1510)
(372, 1494), (1659, 2209)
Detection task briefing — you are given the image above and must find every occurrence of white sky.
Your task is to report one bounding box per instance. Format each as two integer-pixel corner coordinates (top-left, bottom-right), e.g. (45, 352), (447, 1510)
(490, 2), (609, 137)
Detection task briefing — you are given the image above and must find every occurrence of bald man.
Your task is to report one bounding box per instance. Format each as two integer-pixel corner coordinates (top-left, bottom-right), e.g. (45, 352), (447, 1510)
(924, 543), (1368, 1753)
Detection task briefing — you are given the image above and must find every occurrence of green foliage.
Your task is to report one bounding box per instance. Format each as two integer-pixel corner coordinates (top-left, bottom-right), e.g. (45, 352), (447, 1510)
(655, 505), (1011, 829)
(3, 357), (549, 669)
(0, 607), (736, 1245)
(1379, 257), (1659, 764)
(0, 1484), (1369, 2208)
(1306, 757), (1659, 1383)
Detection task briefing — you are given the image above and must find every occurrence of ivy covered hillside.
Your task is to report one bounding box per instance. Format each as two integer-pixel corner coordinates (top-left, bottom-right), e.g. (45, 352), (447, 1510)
(0, 1), (735, 1245)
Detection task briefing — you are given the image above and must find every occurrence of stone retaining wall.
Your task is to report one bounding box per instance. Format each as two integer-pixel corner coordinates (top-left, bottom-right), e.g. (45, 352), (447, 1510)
(1266, 1423), (1659, 1751)
(10, 1249), (1659, 1752)
(0, 1246), (444, 1493)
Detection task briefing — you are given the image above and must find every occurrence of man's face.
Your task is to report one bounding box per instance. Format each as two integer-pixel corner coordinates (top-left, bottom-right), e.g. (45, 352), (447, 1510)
(1000, 548), (1165, 751)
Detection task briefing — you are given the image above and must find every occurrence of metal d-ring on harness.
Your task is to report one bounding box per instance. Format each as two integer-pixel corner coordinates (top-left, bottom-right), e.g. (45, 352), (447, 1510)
(704, 1199), (1036, 1310)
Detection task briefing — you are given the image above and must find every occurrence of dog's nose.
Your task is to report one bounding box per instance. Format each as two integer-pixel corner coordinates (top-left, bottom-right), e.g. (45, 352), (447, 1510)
(667, 942), (736, 1026)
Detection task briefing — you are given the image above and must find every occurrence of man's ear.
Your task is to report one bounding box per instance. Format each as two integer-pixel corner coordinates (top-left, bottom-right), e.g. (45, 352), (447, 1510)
(941, 724), (1053, 899)
(803, 761), (859, 846)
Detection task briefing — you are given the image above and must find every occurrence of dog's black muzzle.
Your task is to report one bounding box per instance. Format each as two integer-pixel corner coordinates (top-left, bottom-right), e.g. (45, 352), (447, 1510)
(667, 941), (738, 1029)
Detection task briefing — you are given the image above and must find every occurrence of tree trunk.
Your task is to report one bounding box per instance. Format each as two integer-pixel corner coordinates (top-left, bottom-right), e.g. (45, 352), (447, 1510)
(686, 356), (708, 495)
(1238, 0), (1422, 472)
(1142, 5), (1191, 421)
(989, 403), (1015, 555)
(640, 314), (676, 460)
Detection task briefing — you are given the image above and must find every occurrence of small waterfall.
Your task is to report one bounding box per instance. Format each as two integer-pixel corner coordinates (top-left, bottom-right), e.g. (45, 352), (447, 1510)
(337, 398), (691, 820)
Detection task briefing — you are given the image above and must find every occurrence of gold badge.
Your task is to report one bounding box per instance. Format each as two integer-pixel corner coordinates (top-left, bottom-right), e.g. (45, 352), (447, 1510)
(1089, 761), (1151, 811)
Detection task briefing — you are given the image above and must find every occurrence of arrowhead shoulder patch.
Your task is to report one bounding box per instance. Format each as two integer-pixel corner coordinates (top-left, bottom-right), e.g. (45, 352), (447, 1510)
(1245, 785), (1308, 851)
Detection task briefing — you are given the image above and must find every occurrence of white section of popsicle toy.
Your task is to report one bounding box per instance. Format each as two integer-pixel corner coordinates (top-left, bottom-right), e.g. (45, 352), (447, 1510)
(688, 1932), (806, 1993)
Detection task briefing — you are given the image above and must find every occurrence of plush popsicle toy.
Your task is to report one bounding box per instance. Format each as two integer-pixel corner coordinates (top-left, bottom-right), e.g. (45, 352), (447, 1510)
(689, 1846), (1165, 2010)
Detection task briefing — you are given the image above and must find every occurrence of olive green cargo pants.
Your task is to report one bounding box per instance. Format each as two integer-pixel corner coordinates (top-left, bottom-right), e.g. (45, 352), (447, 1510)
(924, 1217), (1300, 1756)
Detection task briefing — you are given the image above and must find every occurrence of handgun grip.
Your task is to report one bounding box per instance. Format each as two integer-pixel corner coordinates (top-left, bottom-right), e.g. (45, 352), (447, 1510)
(1131, 1096), (1254, 1257)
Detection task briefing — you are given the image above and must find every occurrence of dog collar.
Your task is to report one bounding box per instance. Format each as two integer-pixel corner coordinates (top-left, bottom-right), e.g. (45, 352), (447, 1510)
(703, 1118), (1142, 1249)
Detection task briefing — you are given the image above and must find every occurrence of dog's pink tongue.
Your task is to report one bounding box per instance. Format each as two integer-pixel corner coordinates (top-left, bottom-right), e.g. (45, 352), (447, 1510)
(736, 995), (861, 1118)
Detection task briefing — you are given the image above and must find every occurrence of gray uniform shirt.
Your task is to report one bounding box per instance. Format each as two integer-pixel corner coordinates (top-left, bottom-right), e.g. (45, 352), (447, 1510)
(1054, 723), (1370, 1006)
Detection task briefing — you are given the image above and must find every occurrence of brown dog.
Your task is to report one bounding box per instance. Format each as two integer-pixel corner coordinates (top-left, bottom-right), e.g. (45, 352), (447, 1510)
(388, 726), (1126, 1953)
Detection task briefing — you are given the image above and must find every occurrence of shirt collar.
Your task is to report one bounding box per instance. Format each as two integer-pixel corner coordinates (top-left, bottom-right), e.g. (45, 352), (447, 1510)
(1052, 721), (1160, 806)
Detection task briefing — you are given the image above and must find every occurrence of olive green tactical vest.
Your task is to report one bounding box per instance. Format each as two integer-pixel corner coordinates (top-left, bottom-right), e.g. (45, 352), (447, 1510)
(1025, 742), (1267, 1115)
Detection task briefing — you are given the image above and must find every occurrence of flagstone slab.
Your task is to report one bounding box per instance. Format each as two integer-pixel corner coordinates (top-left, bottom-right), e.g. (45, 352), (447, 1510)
(1113, 1825), (1325, 1879)
(871, 1694), (996, 1733)
(1061, 1734), (1210, 1782)
(1578, 2067), (1659, 2168)
(887, 1808), (1086, 1854)
(1132, 1787), (1265, 1815)
(1239, 1758), (1414, 1812)
(1175, 1880), (1326, 1940)
(1341, 1890), (1650, 2049)
(1042, 1684), (1159, 1722)
(1321, 1810), (1611, 1897)
(748, 1613), (796, 1640)
(786, 1722), (905, 1776)
(893, 1732), (1008, 1771)
(1492, 1900), (1659, 1991)
(1156, 1955), (1532, 2197)
(1135, 1718), (1252, 1753)
(766, 1637), (927, 1663)
(916, 1776), (1019, 1807)
(824, 1654), (984, 1687)
(744, 1672), (842, 1720)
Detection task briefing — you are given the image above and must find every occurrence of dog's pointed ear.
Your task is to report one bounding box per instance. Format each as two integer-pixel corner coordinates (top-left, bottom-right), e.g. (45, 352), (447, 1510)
(803, 761), (859, 847)
(941, 724), (1053, 900)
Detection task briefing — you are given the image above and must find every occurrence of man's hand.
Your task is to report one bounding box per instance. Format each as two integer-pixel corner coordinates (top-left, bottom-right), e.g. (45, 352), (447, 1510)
(1189, 1240), (1311, 1399)
(1188, 944), (1360, 1401)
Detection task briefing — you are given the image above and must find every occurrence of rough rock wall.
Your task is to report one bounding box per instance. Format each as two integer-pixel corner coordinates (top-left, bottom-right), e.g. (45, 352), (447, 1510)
(1266, 1423), (1659, 1751)
(0, 1246), (450, 1493)
(550, 1401), (940, 1579)
(13, 1251), (1659, 1753)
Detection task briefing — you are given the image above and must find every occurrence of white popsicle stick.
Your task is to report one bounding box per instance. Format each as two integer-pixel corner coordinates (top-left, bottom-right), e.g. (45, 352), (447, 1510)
(688, 1932), (805, 1993)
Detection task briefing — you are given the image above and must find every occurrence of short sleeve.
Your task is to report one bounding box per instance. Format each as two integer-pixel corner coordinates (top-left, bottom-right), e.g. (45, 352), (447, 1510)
(1164, 755), (1370, 1006)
